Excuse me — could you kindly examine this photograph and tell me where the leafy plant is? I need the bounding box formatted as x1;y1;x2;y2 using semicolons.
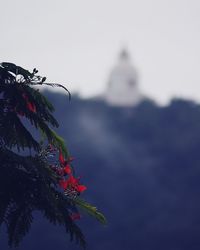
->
0;62;106;248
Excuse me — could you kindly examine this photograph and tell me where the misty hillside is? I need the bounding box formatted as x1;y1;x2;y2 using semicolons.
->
2;92;200;250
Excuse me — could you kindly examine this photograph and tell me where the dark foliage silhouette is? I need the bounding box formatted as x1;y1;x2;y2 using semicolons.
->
0;63;106;249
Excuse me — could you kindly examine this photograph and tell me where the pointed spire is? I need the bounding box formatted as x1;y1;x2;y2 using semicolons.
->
119;48;130;61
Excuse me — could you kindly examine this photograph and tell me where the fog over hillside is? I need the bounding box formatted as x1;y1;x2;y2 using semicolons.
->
2;92;200;250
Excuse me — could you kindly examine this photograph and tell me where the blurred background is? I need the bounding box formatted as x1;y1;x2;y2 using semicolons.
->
1;0;200;249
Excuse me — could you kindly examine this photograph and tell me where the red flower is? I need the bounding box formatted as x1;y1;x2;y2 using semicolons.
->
59;175;87;193
59;179;68;189
27;101;36;113
64;164;71;174
70;213;81;221
67;175;78;185
58;150;86;194
59;150;72;175
22;93;36;113
76;185;87;192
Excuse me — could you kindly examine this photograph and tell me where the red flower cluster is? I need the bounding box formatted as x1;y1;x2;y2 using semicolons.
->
58;149;87;195
22;93;36;113
49;147;87;200
14;93;36;116
59;175;87;193
58;149;72;175
47;147;86;221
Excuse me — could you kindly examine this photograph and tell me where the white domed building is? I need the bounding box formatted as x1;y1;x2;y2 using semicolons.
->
105;49;141;107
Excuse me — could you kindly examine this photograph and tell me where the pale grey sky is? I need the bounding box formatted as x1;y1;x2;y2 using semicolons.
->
1;0;200;104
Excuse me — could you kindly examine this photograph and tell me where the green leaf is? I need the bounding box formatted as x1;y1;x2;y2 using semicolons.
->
74;198;107;225
38;127;70;158
50;129;70;158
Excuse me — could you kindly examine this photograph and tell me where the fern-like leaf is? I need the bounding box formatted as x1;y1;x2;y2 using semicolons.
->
32;82;71;100
74;198;107;225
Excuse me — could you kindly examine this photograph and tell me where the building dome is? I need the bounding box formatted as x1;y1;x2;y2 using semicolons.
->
105;49;141;106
